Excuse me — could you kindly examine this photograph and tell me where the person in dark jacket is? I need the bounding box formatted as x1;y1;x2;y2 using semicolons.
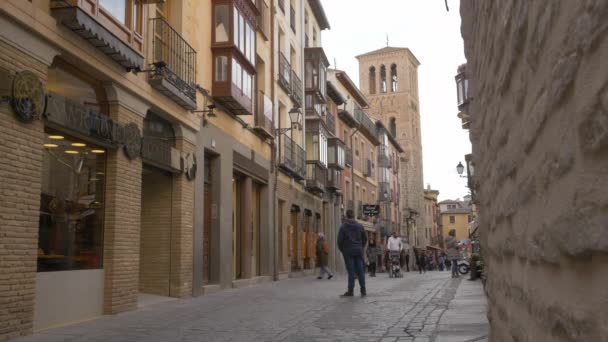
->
337;209;368;297
316;232;333;280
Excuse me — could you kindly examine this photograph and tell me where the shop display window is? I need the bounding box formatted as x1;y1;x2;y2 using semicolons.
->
38;130;106;272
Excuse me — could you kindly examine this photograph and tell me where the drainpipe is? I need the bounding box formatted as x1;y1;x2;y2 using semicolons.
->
271;0;279;282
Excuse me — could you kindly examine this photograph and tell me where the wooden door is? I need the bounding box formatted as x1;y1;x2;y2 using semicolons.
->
203;183;211;284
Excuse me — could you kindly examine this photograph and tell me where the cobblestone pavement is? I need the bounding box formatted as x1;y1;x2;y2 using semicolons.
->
18;272;488;342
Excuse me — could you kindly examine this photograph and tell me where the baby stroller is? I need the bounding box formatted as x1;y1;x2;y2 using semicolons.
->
388;251;403;278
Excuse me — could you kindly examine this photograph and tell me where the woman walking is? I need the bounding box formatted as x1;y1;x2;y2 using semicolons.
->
445;229;460;278
316;233;333;280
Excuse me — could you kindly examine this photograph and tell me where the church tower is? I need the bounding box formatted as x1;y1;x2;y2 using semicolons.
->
356;47;425;246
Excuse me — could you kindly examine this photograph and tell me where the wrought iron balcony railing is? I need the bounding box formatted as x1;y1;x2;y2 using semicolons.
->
290;70;303;107
345;147;353;167
278;134;297;175
327;168;341;191
325;111;335;135
257;0;271;40
150;17;197;110
254;91;274;138
294;142;306;181
306;162;327;193
279;52;291;93
354;106;378;141
378;146;391;168
290;4;296;33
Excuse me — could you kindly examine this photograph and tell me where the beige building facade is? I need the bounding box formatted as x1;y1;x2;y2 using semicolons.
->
356;47;424;246
460;1;608;341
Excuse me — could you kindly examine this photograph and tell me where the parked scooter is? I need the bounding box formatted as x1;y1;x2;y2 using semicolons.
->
457;259;470;275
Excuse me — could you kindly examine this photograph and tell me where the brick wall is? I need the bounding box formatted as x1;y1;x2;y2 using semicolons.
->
103;105;143;314
140;170;172;296
0;41;47;341
460;1;608;341
170;139;194;297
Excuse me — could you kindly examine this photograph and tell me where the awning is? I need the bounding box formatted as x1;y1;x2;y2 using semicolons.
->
51;6;144;70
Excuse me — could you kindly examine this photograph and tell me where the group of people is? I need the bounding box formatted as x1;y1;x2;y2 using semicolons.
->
314;210;463;296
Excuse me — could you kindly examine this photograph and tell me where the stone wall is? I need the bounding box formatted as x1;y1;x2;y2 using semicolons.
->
0;41;48;341
460;1;608;341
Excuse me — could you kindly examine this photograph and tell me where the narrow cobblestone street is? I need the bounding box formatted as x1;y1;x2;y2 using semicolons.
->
17;272;487;342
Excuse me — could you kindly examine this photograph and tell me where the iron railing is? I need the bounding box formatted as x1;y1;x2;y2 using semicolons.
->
257;0;271;40
255;91;274;138
354;106;378;140
290;4;296;32
151;17;197;102
378;182;391;202
327;168;341;190
378;146;391;168
325;112;335;135
306;162;327;193
290;70;303;107
279;53;291;93
278;134;297;174
345;147;353;167
294;142;306;180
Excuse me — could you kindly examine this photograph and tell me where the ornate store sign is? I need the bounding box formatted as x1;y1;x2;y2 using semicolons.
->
11;70;46;123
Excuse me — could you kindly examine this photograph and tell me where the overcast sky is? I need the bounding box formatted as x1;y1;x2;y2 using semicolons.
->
321;0;471;201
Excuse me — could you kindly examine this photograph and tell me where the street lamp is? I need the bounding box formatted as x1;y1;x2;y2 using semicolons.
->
456;161;466;178
276;107;303;135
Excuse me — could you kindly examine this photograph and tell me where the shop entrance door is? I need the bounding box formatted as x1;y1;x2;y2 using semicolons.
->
139;166;172;303
203;183;212;284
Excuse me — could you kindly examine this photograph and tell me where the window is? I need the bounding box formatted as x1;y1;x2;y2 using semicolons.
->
215;56;228;81
369;66;376;94
132;0;142;33
380;65;387;93
38;131;106;272
391;64;398;92
215;4;230;42
100;0;127;24
449;216;455;224
390;117;396;137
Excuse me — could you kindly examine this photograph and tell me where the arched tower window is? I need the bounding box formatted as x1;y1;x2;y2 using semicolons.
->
389;117;397;137
369;66;376;94
380;65;387;93
391;64;398;92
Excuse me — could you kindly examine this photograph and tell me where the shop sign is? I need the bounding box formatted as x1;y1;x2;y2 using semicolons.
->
0;70;46;123
362;204;380;217
44;93;142;158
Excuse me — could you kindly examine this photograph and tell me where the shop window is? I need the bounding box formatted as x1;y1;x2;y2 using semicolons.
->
38;131;106;272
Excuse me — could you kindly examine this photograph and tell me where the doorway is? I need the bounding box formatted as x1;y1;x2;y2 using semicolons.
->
140;166;173;299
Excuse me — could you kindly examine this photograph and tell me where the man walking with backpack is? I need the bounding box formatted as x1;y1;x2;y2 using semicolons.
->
337;209;368;297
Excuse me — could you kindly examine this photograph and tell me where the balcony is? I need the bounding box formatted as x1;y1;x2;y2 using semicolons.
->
254;91;274;139
345;147;353;167
338;100;359;127
306;94;325;118
50;0;144;71
304;47;329;103
378;182;391;202
364;159;372;178
257;0;271;40
306;162;327;194
327;168;341;191
290;70;303;107
149;17;197;110
328;137;345;170
279;53;291;94
354;106;380;144
325;111;336;135
290;5;296;33
378;146;391;168
278;135;306;180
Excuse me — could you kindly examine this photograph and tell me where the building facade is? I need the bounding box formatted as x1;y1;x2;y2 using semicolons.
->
0;0;206;337
438;199;472;243
356;47;425;247
460;1;608;340
423;187;440;249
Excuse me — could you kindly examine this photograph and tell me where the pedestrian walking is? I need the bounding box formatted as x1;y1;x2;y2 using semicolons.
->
366;239;380;277
438;254;445;271
415;249;427;274
403;239;411;272
316;233;333;280
445;229;460;278
337;209;367;297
